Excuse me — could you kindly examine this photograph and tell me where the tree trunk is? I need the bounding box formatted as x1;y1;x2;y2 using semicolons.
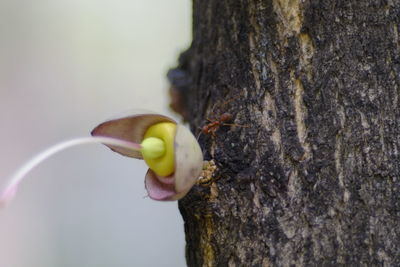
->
169;1;400;266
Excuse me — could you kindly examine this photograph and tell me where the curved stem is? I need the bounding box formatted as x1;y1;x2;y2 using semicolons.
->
0;136;142;207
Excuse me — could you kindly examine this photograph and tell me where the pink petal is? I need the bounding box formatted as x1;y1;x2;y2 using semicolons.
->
144;169;177;201
91;113;175;159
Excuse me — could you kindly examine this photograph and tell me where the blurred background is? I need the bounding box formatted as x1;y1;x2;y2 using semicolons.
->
0;1;190;266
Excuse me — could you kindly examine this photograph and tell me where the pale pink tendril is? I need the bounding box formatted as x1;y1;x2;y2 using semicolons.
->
0;136;142;207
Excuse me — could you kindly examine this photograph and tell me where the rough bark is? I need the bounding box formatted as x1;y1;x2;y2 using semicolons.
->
169;1;400;266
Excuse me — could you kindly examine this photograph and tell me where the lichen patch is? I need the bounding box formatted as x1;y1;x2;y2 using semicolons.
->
261;92;284;162
210;182;219;200
335;134;345;188
299;33;315;80
198;160;217;185
249;32;262;91
202;214;215;267
273;0;303;39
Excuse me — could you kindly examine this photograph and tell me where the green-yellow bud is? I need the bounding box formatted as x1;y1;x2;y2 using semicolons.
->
140;137;165;159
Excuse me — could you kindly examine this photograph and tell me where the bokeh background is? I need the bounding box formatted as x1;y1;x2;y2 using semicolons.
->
0;1;190;266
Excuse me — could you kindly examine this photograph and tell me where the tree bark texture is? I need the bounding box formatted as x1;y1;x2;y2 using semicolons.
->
169;1;400;266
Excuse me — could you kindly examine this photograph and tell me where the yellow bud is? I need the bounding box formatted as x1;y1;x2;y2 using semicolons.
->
142;122;176;176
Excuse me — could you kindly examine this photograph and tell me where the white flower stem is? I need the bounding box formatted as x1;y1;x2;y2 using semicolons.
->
0;136;142;207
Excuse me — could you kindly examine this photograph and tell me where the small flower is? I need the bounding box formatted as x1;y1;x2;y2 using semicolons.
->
91;112;204;201
0;111;203;206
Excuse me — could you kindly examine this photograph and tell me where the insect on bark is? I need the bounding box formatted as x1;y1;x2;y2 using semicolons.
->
198;92;248;139
201;112;234;137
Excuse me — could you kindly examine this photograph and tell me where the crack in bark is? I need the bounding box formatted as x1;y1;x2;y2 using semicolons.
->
293;76;311;161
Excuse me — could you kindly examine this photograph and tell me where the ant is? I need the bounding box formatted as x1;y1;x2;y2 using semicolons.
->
197;91;248;139
198;112;247;139
202;112;233;135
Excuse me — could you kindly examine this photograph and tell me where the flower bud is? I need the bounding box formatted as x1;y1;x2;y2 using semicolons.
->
92;112;203;201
